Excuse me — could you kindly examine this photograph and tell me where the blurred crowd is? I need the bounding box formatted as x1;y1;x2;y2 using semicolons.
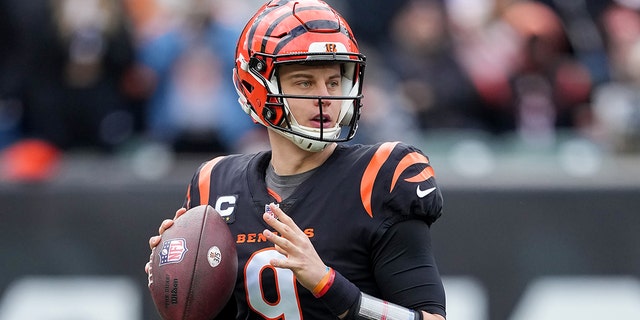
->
1;0;640;181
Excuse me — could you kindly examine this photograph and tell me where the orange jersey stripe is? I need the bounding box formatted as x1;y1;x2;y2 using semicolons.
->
267;188;283;203
360;142;399;218
390;152;433;192
198;156;225;206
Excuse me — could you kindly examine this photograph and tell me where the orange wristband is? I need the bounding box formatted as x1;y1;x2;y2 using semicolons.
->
312;267;335;298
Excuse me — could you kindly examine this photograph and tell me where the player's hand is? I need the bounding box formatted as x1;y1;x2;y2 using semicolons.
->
145;207;188;274
262;203;328;292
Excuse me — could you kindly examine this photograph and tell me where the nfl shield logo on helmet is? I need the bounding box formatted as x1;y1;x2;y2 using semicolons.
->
159;238;188;265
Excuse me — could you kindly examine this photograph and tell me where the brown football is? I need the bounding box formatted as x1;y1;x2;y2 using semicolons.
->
148;205;237;320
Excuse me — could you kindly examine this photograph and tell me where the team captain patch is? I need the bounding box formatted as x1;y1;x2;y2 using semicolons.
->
159;238;188;265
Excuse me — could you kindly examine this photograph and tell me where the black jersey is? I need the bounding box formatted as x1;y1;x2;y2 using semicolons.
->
183;142;445;319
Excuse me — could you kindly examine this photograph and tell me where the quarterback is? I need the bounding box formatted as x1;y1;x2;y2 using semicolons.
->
146;0;446;319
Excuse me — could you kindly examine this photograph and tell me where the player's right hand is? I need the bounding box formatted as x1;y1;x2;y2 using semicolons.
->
145;207;188;274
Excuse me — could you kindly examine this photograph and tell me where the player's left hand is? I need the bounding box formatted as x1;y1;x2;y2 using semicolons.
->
262;203;329;292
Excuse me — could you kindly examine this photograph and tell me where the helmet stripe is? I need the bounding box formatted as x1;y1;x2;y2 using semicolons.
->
260;5;331;53
272;20;340;54
246;2;288;55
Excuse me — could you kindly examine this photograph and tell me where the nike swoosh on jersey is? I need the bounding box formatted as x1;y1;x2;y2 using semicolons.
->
416;186;436;198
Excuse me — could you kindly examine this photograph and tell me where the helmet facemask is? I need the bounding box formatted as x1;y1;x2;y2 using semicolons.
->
265;54;363;151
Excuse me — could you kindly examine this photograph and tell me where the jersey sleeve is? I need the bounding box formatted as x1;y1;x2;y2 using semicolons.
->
371;219;446;317
360;143;446;316
377;142;443;225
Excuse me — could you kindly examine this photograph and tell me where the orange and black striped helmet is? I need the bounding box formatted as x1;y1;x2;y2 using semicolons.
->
233;0;366;152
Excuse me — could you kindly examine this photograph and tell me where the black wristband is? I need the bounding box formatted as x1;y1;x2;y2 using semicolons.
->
344;292;362;320
316;270;360;316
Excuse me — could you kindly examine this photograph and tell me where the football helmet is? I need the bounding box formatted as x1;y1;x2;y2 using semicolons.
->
233;0;366;152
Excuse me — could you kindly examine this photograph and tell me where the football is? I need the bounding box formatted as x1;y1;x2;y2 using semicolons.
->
148;205;237;320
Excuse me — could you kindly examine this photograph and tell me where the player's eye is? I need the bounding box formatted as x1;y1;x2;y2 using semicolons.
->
297;81;312;88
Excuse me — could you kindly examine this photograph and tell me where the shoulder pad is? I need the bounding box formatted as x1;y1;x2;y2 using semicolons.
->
361;142;443;224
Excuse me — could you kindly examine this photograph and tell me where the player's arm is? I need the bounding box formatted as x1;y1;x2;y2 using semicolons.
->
262;204;446;320
331;143;445;318
329;219;445;320
368;218;446;318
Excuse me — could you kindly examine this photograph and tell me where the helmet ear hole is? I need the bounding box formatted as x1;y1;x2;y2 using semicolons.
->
249;57;266;73
263;107;277;122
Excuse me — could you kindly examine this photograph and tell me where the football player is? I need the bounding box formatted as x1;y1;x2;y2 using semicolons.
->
146;0;446;319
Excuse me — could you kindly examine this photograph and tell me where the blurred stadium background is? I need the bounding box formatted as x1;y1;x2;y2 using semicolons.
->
1;0;640;319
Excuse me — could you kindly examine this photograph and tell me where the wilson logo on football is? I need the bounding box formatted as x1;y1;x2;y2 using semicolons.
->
159;238;188;265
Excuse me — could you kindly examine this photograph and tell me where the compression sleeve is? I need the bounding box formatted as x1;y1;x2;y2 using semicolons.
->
371;219;446;317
